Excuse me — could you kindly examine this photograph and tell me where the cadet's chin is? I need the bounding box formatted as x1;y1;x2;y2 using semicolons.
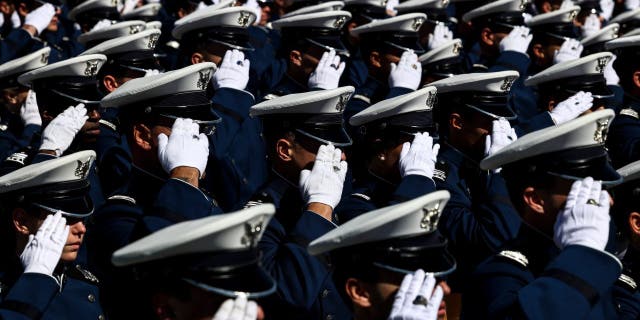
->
61;245;81;262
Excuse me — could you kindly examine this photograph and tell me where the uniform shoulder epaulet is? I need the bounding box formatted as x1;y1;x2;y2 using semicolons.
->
497;250;529;268
351;192;372;201
107;194;137;205
620;108;639;120
262;93;281;101
352;94;371;104
433;160;449;182
617;273;638;292
68;265;99;285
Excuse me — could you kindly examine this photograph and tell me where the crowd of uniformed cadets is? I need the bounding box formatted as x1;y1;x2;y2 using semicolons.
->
3;0;640;319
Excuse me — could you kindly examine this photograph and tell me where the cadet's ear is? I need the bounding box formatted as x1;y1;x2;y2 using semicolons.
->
523;186;545;214
369;51;381;68
546;98;557;112
2;89;19;105
17;3;29;17
133;123;153;151
151;292;176;320
191;52;204;65
629;212;640;236
345;278;372;308
102;75;120;93
12;208;33;236
540;1;552;13
449;113;463;131
531;43;545;61
480;27;494;47
632;71;640;90
276;138;294;162
289;50;303;67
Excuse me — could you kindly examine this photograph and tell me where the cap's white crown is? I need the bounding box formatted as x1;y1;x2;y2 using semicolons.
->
77;20;147;45
0;150;96;193
419;38;462;65
308;191;450;255
282;1;345;18
462;0;528;23
527;5;580;27
524;52;612;86
81;29;161;56
581;23;619;47
480;109;615;170
112;204;276;266
121;3;162;20
250;86;355;117
349;86;437;126
69;0;118;21
351;13;427;36
0;47;50;79
172;6;257;40
18;54;107;87
430;70;520;94
272;10;352;30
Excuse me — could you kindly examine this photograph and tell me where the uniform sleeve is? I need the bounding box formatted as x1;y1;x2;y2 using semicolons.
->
0;29;38;64
0;273;58;320
0;124;41;163
436;171;521;257
471;246;622;320
613;279;640;319
259;211;336;308
607;112;640;167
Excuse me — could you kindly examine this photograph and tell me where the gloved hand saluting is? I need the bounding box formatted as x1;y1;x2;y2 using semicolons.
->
299;144;348;209
553;38;583;64
427;23;453;51
213;49;250;91
388;269;443;320
484;118;517;158
157;118;209;178
308;49;346;90
40;104;88;157
20;90;41;126
213;296;259;320
554;177;610;252
581;13;601;38
20;211;69;277
499;26;533;55
549;91;593;125
399;132;439;179
389;51;421;90
24;3;56;36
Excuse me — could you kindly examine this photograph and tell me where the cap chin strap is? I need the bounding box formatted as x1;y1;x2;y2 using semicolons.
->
372;261;457;278
209;39;255;52
464;103;518;120
50;89;101;106
545;171;623;187
31;202;94;218
305;38;351;58
181;278;277;299
294;128;353;147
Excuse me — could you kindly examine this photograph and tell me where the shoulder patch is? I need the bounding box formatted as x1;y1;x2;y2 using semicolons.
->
351;193;372;201
433;161;449;182
618;273;638;291
620;108;639;119
497;250;529;268
4;152;28;166
107;195;137;205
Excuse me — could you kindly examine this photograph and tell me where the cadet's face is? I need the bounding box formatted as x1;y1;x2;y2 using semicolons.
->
0;1;12;15
45;6;60;32
301;46;327;78
29;213;87;262
363;270;450;320
291;137;347;173
456;111;493;158
78;109;101;145
1;87;29;114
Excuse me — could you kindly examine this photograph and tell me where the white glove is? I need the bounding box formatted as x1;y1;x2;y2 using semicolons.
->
196;1;209;11
604;54;619;85
581;13;601;38
213;49;250;91
299;144;348;209
307;50;346;90
549;91;593;124
244;0;262;25
388;269;443;320
484;118;517;157
90;19;113;32
389;51;421;90
553;177;611;251
553;39;583;64
499;26;533;54
600;0;615;21
560;0;575;9
40;104;88;156
11;11;20;28
213;296;258;320
24;3;56;35
626;0;640;10
427;24;453;51
399;132;439;179
20;211;69;276
20;90;42;126
386;0;399;16
157;118;209;178
121;0;139;14
523;12;533;24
